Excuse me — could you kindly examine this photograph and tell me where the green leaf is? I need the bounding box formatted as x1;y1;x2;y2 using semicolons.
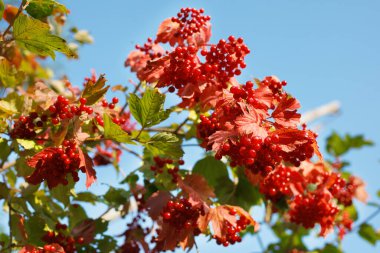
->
103;113;135;144
326;131;373;157
0;1;4;21
0;182;9;199
321;244;342;253
26;0;68;19
128;88;170;128
75;192;98;205
193;156;234;201
358;223;379;245
50;177;74;206
0;100;17;115
24;215;46;246
69;204;88;229
145;132;183;158
13;15;74;59
228;168;262;209
97;235;117;252
0;57;24;88
103;187;130;207
17;139;37;150
0;138;11;162
81;75;110;105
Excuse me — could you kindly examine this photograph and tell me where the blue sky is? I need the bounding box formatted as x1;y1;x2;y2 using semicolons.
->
5;0;380;252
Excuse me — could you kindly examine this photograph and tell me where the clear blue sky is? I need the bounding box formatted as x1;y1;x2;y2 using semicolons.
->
43;0;380;252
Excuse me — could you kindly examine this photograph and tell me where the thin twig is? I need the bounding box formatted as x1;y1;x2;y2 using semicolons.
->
174;117;189;134
352;206;380;232
256;233;265;252
0;161;16;173
1;1;26;40
120;144;143;160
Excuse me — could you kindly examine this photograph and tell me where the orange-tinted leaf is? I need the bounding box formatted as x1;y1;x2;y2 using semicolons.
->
156;18;181;45
272;96;301;128
207;130;238;154
178;174;215;204
145;191;171;220
235;102;267;137
78;148;96;188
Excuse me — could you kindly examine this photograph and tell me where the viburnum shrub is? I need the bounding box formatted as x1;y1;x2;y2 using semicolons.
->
0;2;377;253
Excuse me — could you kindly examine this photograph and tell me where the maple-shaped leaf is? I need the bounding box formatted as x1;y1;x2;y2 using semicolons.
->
207;205;257;239
145;191;171;220
186;22;212;47
26;147;56;168
178;174;215;204
156;18;181;46
272;128;322;160
156;222;196;251
235;102;267;137
137;56;168;83
252;85;274;109
78;148;97;188
207;130;238;154
81;74;110;105
272;96;301;128
72;219;96;244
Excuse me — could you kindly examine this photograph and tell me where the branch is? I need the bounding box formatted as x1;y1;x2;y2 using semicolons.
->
300;100;340;124
0;161;16;173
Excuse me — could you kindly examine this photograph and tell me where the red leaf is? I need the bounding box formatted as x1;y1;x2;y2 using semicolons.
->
156;18;181;46
207;130;238;153
78;148;97;188
26;148;57;168
178;174;215;204
252;85;274;109
235;102;267;137
137;56;169;84
207;205;257;238
145;191;172;220
156;222;195;251
272;96;301;128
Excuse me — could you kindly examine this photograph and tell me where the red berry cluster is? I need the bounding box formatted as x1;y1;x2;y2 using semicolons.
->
261;76;287;100
42;223;84;253
212;209;250;247
150;157;184;183
161;198;204;232
48;96;94;125
160;46;199;91
289;193;339;232
201;36;250;84
135;38;163;60
259;165;295;200
10;112;45;139
330;175;359;206
94;97;120;126
197;78;316;175
26;140;83;189
171;8;210;41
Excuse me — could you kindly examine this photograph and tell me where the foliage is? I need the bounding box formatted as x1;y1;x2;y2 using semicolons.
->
0;2;378;253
